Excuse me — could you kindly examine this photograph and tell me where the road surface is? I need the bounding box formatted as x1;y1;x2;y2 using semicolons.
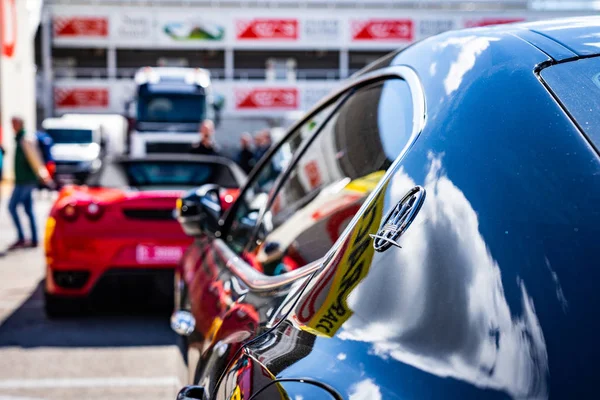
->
0;185;185;400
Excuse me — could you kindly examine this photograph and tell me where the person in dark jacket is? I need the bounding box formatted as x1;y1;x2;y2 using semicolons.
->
253;129;272;163
237;133;255;174
190;120;219;156
7;117;53;250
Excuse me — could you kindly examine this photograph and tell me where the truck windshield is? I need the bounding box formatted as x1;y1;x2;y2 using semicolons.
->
137;93;206;123
46;129;93;144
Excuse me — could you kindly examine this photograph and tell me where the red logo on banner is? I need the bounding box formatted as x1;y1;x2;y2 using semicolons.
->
236;19;298;40
54;88;109;108
352;19;413;41
235;88;298;109
464;18;524;28
0;0;17;58
53;17;109;37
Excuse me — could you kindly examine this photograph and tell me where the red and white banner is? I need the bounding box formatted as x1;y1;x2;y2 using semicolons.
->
53;16;109;37
54;88;109;108
0;0;17;58
464;17;525;28
48;5;588;49
235;87;299;110
351;19;414;41
52;80;337;115
236;18;298;40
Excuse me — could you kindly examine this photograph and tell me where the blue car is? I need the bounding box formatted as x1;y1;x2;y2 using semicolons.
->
174;17;600;399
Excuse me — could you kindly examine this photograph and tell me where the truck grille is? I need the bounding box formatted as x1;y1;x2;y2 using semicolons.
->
123;208;175;221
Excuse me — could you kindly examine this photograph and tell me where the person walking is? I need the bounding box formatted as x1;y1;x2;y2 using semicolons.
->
0;125;5;257
7;117;53;250
190;120;219;156
237;132;255;174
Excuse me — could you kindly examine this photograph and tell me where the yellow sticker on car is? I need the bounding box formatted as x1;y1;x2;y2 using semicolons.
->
345;170;386;194
300;188;385;337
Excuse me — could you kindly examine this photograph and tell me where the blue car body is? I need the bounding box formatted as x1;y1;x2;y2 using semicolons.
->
177;17;600;400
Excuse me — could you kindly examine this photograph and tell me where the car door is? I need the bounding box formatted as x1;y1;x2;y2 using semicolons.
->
176;96;345;385
202;68;425;400
175;64;424;395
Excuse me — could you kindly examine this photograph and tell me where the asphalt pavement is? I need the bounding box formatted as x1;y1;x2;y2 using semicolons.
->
0;185;185;400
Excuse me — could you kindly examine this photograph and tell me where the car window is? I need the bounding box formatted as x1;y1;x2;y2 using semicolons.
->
91;160;239;189
46;128;94;144
226;101;341;254
240;78;414;275
541;56;600;150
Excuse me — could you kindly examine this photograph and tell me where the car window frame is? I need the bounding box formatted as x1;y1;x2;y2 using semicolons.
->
214;64;426;291
243;77;415;255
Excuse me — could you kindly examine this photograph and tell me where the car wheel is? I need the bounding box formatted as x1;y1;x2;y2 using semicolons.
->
44;292;85;318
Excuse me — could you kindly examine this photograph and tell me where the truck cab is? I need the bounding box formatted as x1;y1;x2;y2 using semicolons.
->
128;67;222;157
41;118;104;185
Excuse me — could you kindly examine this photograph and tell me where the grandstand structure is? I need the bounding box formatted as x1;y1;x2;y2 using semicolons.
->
39;0;598;126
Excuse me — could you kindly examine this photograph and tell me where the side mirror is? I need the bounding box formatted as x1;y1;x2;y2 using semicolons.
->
177;184;223;237
170;310;196;336
177;386;206;400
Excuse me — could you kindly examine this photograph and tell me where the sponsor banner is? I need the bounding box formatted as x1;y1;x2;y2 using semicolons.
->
351;19;414;41
53;16;109;37
54;87;109;109
48;5;578;48
160;17;226;43
303;18;341;42
236;18;298;40
235;87;299;110
301;87;334;110
418;18;457;37
112;12;155;44
1;0;37;181
0;0;17;58
53;80;338;116
463;17;525;28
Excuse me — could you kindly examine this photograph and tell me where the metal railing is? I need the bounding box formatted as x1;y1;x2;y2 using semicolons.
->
44;0;600;10
52;67;342;81
45;0;531;10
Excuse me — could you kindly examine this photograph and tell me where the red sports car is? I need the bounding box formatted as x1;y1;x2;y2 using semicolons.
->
44;154;245;317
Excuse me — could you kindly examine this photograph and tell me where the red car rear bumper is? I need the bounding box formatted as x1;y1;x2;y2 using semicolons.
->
46;231;192;297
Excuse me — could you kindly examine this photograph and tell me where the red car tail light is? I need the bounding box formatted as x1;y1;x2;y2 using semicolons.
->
60;203;79;222
84;203;104;220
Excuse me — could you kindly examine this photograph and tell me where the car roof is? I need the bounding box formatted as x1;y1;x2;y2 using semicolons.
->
42;118;101;131
355;17;600;80
517;16;600;59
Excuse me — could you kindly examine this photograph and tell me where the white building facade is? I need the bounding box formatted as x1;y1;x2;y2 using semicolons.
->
41;0;595;121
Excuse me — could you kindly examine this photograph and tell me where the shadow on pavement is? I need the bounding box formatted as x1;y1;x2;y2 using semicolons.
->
0;280;178;348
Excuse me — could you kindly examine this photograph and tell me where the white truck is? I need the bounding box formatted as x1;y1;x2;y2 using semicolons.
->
127;67;223;157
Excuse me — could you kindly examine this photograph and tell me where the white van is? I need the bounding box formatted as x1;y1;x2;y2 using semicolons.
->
42;118;103;184
61;114;127;156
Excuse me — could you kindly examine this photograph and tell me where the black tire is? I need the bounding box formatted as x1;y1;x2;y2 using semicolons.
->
44;292;86;318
